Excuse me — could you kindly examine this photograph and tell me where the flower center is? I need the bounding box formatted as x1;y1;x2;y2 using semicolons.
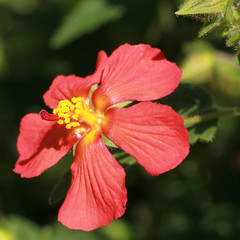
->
52;97;103;131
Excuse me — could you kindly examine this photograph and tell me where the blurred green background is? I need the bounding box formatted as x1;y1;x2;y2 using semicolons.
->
1;0;240;239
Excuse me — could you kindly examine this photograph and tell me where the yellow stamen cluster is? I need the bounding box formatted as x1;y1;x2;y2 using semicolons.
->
53;97;94;129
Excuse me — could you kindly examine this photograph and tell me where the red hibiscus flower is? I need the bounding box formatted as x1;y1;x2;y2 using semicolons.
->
14;44;189;231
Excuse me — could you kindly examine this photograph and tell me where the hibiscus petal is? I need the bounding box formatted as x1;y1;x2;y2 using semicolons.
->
92;43;182;111
14;114;78;178
58;132;127;231
103;102;189;175
44;50;108;109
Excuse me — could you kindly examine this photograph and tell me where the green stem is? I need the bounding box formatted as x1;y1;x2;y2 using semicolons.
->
184;107;240;127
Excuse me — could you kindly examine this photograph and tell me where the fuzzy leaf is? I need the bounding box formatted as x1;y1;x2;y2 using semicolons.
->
199;17;222;37
226;30;240;46
176;0;229;15
50;0;124;49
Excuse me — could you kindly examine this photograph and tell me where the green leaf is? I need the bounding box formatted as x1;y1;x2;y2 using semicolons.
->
185;111;218;144
50;0;124;49
199;17;222;37
226;29;240;46
159;84;218;144
237;52;240;66
176;0;229;15
159;84;214;118
188;121;217;144
113;151;136;166
107;100;133;109
101;133;119;148
225;1;235;22
48;170;72;205
184;107;240;144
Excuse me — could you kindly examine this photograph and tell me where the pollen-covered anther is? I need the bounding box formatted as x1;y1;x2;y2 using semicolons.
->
53;97;101;130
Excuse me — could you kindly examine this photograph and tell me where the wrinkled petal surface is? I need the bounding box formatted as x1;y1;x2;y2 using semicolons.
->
14;114;78;178
44;51;108;109
103;102;189;175
92;44;182;111
58;133;127;231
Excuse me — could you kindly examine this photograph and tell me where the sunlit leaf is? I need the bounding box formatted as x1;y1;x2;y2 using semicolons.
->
176;0;229;15
226;29;240;46
199;17;222;37
50;0;124;49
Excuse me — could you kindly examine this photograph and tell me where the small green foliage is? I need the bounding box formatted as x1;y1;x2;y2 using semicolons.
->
160;84;218;144
50;0;124;49
198;17;222;37
101;133;119;148
159;84;213;118
186;113;218;144
176;0;240;65
161;84;240;144
113;151;136;166
226;28;240;46
107;101;133;109
176;0;229;15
